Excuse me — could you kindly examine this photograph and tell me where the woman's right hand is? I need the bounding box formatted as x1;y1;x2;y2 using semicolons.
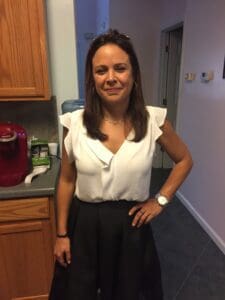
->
54;237;71;267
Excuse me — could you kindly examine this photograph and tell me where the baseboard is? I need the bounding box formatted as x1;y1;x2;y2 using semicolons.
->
176;191;225;255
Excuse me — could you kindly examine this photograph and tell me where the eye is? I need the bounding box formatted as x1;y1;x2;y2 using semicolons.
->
95;69;105;75
94;66;107;75
114;64;127;72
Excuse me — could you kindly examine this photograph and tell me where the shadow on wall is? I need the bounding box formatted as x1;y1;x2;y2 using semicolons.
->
0;97;59;143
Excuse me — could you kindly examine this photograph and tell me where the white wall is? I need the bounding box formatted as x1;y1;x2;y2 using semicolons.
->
109;0;161;105
176;0;225;253
46;0;79;145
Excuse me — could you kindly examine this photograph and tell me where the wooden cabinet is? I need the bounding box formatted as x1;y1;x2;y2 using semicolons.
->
0;197;56;300
0;0;51;101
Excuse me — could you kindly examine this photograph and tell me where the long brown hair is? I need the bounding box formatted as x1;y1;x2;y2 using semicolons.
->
83;29;148;142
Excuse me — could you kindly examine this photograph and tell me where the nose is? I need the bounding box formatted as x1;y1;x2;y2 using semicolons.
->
106;70;117;85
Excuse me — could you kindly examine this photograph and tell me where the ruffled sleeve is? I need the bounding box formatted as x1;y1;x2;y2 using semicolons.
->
59;110;84;163
59;113;74;162
59;112;72;130
146;106;167;141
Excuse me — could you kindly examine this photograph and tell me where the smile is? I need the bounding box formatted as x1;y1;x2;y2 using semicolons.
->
105;88;122;94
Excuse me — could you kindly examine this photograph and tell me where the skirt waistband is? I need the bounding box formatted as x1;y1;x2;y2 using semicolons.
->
75;196;139;208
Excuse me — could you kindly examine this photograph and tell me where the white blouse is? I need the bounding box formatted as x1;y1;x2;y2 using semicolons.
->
59;106;167;203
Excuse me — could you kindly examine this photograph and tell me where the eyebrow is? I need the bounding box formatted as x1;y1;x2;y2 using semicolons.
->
94;65;106;69
94;63;128;69
114;63;128;67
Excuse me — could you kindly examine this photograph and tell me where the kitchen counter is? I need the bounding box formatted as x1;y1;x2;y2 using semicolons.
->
0;157;60;200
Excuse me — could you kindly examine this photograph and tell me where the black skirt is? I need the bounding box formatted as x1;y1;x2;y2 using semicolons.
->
49;197;163;300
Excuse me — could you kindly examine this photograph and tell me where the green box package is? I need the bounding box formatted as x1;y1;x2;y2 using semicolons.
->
31;139;50;167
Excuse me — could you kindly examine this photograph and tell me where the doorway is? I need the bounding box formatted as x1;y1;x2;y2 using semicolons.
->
157;24;183;168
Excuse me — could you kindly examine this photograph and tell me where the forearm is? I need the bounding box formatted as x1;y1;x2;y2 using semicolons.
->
156;119;193;201
56;177;75;235
158;156;193;201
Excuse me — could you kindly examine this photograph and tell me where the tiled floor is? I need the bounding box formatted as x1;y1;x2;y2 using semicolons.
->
150;168;225;300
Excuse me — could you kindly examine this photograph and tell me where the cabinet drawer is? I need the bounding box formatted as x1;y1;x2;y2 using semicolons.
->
0;197;49;222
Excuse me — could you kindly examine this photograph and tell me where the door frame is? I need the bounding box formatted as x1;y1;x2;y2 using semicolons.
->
155;22;184;168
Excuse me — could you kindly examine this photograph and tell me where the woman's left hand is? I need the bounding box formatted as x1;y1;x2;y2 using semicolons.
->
128;198;163;228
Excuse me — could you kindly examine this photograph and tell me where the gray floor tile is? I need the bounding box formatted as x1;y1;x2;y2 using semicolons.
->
150;168;225;300
175;241;225;300
151;198;210;300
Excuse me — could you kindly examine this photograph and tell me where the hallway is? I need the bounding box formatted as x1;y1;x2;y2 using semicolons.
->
150;168;225;300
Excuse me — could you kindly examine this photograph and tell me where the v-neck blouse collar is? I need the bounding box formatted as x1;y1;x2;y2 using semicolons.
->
60;106;165;168
86;137;114;166
84;126;135;166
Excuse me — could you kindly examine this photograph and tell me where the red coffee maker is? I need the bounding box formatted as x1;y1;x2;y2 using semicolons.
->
0;123;28;187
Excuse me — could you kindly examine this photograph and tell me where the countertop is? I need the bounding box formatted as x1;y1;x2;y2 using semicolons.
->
0;157;60;200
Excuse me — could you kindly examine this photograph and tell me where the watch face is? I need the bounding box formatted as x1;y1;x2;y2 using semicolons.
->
157;195;169;206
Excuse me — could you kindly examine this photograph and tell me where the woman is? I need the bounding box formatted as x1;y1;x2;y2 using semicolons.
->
49;29;193;300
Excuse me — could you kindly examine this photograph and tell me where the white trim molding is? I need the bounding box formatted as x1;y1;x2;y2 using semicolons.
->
176;191;225;255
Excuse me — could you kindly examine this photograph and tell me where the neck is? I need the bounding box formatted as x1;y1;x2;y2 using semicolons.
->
102;102;129;122
103;116;125;125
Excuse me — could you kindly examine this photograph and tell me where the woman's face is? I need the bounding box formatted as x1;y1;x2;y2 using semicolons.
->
92;43;134;106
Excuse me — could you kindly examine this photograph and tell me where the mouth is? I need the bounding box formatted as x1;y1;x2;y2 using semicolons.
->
105;88;122;94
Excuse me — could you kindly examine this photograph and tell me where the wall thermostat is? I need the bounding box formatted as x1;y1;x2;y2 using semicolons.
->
201;71;214;82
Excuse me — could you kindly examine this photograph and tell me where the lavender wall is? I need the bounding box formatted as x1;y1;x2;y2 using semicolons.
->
74;0;97;98
176;0;225;253
160;0;187;29
109;0;161;105
109;0;225;253
96;0;109;34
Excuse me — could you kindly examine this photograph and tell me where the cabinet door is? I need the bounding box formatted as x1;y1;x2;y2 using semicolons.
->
0;220;54;300
0;0;51;101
